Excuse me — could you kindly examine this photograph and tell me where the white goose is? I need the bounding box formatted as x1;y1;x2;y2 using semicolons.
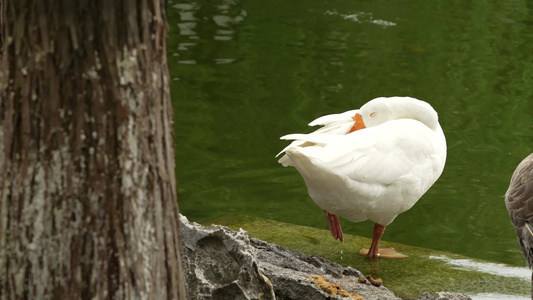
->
277;97;447;258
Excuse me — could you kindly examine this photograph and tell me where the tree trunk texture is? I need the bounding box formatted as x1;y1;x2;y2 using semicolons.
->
0;0;3;58
0;1;186;299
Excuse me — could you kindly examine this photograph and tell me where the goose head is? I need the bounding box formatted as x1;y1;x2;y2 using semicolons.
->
357;97;440;131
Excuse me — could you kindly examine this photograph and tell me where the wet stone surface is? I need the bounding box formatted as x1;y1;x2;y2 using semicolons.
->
180;215;472;300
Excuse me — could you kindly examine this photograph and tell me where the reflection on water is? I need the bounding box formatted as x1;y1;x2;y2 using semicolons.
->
430;255;531;299
171;1;246;65
169;0;533;272
326;10;397;27
430;255;530;279
472;294;530;300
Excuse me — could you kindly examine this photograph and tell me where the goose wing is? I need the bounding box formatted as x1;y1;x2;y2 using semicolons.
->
281;119;444;188
505;153;533;267
277;110;358;163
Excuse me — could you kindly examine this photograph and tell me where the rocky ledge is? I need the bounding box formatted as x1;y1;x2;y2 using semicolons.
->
180;214;471;300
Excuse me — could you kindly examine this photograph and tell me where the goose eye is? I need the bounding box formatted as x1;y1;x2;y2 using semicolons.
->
370;112;376;117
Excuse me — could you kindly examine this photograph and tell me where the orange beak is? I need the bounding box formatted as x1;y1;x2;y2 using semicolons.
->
348;113;366;133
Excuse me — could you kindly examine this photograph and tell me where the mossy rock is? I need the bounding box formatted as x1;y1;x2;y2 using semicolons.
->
207;214;530;299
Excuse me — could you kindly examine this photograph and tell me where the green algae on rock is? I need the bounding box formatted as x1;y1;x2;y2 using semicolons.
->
208;214;530;299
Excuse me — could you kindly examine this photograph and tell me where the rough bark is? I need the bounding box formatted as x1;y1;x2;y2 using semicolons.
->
0;0;3;58
0;1;186;299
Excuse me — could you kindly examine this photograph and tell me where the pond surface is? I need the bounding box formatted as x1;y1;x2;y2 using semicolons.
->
168;0;533;267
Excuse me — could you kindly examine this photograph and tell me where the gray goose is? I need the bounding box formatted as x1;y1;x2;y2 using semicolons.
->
505;153;533;298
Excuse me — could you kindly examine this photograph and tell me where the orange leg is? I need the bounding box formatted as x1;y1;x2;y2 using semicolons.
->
323;210;344;243
359;223;408;258
367;223;386;257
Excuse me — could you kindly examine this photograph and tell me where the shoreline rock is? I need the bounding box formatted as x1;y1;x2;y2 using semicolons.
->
179;214;471;300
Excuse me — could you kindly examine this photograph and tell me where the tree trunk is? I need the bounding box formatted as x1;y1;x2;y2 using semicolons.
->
0;0;3;58
0;1;186;299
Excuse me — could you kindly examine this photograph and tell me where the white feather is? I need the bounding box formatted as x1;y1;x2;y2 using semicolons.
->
277;97;447;226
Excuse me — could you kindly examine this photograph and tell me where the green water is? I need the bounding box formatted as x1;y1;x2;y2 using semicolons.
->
168;0;533;267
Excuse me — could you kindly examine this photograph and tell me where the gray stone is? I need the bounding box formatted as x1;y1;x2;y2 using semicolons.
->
251;237;399;300
180;215;276;300
179;215;473;300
